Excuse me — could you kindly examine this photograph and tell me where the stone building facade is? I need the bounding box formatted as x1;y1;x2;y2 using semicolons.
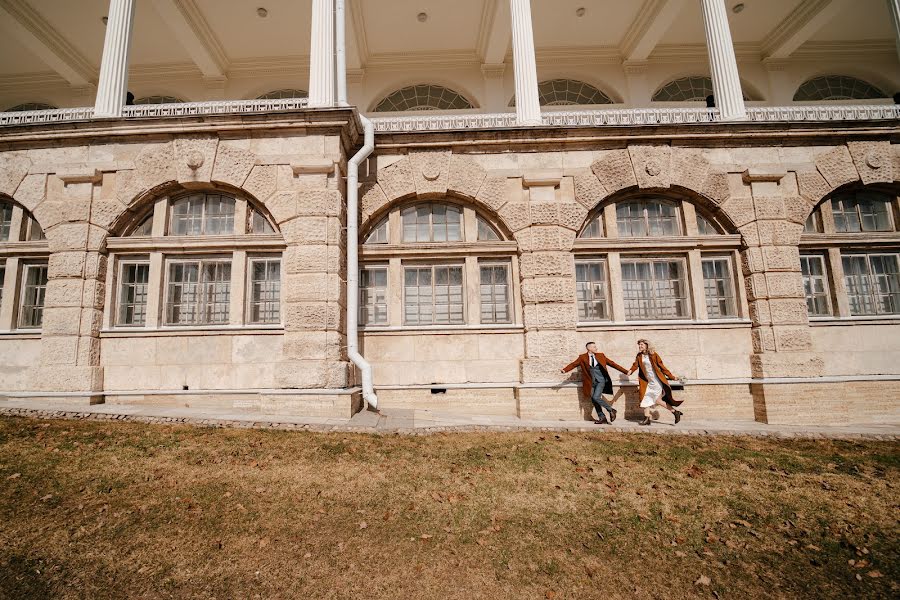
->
1;109;898;425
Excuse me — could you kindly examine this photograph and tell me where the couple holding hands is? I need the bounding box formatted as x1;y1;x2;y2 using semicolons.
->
562;339;684;426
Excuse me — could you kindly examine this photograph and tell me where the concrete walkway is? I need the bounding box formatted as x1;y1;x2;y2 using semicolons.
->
1;398;898;440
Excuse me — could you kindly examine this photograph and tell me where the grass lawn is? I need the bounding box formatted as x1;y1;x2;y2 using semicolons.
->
0;417;897;599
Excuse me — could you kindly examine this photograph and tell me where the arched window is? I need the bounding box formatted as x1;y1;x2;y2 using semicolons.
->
358;200;516;327
793;76;886;102
373;85;475;112
574;195;742;323
257;89;308;100
509;79;614;107
800;188;899;318
106;191;282;328
6;102;57;112
0;198;48;330
133;96;185;105
652;76;753;102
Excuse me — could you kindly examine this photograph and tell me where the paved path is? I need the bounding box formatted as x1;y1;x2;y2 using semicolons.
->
1;398;898;440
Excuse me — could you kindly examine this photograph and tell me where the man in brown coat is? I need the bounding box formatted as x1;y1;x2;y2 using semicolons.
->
562;342;629;424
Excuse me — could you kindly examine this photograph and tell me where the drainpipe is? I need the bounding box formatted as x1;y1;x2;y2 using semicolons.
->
346;114;377;409
335;0;348;106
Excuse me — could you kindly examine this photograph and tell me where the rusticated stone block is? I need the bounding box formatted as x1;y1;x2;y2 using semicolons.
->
670;148;711;191
47;223;89;252
773;325;813;352
783;195;815;225
274;361;328;388
39;336;79;365
40;307;82;336
13;173;46;212
847;141;893;185
86;224;109;252
30;365;103;392
815;145;858;190
448;154;486;199
283;273;341;303
81;280;105;310
750;352;823;378
572;172;607;210
521;357;571;383
558;202;588;231
523;303;577;329
753;195;786;220
0;151;30;197
90;196;129;230
475;175;509;213
738;222;760;247
298;189;342;217
283;245;341;274
629;145;672;189
360;182;389;219
281;216;330;244
244;165;278;202
263;191;299;224
529;201;559;226
764;272;805;299
174;135;218;183
283;331;332;360
768;298;808;325
520;252;573;278
745;273;767;301
84;253;107;281
44;279;84;308
48;252;86;279
720;195;755;228
591;149;636;193
499;201;531;232
525;330;578;357
34;198;91;230
750;327;776;353
325;362;349;387
741;247;765;274
212;142;256;188
796;169;830;204
515;226;575;252
409;150;451;197
756;219;803;246
79;307;103;336
521;278;575;303
748;298;771;325
378;157;416;201
283;302;341;331
134;142;177;191
762;246;800;271
699;171;730;205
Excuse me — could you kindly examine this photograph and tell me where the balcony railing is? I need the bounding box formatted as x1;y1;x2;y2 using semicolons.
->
0;100;897;130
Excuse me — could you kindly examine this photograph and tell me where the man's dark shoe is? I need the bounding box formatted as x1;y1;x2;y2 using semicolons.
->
594;418;608;425
674;410;683;424
639;418;651;426
609;409;617;423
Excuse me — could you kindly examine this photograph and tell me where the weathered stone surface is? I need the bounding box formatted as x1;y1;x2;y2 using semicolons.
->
783;195;815;225
298;189;342;217
764;272;805;299
44;279;84;308
752;195;786;220
591;149;636;193
360;182;390;219
756;220;803;246
767;298;808;325
409;150;451;197
13;173;46;212
498;201;531;232
174;135;218;183
847;141;893;185
81;280;105;310
86;224;108;251
558;202;589;231
90;196;129;230
750;352;823;378
629;145;672;189
670;148;711;191
46;223;90;252
720;196;755;228
762;246;800;271
795;169;829;205
448;154;486;199
699;171;731;205
244;165;278;203
748;299;771;325
281;216;333;244
79;307;103;336
283;302;341;331
48;252;86;279
521;357;570;383
529;201;560;226
0;152;30;197
815;146;858;190
39;336;79;365
283;273;341;303
745;273;767;301
738;222;760;247
515;226;575;252
33;199;90;230
264;191;299;224
741;247;765;274
525;330;578;357
30;365;103;392
378;157;416;201
212;142;256;188
773;325;814;352
134;143;177;192
572;172;607;210
751;327;776;353
283;245;341;274
283;332;331;360
475;175;509;213
521;278;575;303
40;307;82;336
84;253;107;281
523;303;577;329
274;361;328;388
520;252;574;278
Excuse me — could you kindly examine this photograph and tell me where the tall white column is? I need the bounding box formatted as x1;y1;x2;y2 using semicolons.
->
509;0;541;125
888;0;900;64
93;0;136;118
699;0;746;120
308;0;336;108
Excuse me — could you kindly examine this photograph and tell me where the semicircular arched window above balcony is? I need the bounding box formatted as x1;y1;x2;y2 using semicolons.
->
509;79;614;107
257;89;308;100
133;95;185;105
5;102;57;112
652;76;753;102
373;85;475;112
792;76;887;102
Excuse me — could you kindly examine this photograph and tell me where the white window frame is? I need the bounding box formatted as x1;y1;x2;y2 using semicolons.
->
700;256;737;319
359;264;389;326
831;193;895;233
800;254;832;317
402;263;466;326
116;258;151;327
169;194;236;236
620;256;691;321
616;199;682;237
163;257;233;326
17;261;48;329
401;203;464;243
841;252;900;316
575;257;611;322
246;256;282;325
479;261;512;324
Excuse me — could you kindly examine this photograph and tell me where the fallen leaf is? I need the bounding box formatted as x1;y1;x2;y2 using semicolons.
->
420;534;432;540
867;571;883;578
734;519;753;528
6;473;20;480
40;494;53;502
686;465;703;478
359;521;368;529
695;575;711;586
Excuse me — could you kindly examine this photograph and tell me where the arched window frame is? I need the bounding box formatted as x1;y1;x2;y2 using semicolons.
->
651;76;753;103
792;76;887;102
6;102;57;112
104;190;284;331
256;89;308;100
372;85;476;112
359;199;520;329
0;198;49;332
799;187;900;319
574;193;745;324
509;79;615;107
133;95;185;105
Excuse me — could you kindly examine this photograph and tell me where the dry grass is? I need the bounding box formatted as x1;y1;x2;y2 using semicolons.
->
0;417;897;600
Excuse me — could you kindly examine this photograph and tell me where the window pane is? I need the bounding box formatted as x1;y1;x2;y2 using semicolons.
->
249;258;281;324
575;259;608;321
477;216;501;241
171;194;236;236
250;209;275;234
404;265;463;325
702;258;736;318
579;214;603;239
869;254;900;315
480;264;510;324
842;255;874;315
0;203;12;241
0;261;5;306
831;193;894;233
166;260;231;325
19;263;48;328
359;266;388;325
117;262;150;326
800;255;831;316
621;258;689;320
697;215;718;235
365;218;388;244
616;200;680;237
